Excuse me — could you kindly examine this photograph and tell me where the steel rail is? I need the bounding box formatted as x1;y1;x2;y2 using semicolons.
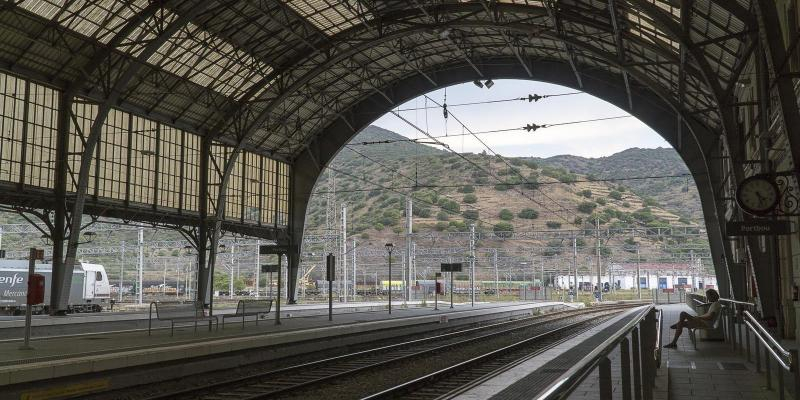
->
138;305;632;400
360;313;618;400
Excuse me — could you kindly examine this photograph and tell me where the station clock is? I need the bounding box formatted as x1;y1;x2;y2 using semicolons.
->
736;174;780;216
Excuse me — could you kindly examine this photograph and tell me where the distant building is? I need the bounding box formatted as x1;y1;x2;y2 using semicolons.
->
554;262;716;290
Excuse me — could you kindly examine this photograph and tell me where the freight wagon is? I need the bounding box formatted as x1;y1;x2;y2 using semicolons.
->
0;260;111;314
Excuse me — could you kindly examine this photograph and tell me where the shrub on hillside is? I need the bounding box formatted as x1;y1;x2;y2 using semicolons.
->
458;185;475;193
577;201;597;214
546;221;562;229
463;210;479;221
499;209;514;221
493;222;514;238
518;208;539;219
463;194;478;204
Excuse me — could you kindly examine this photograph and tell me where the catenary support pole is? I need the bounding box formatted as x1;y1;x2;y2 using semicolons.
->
596;218;602;301
470;224;475;306
341;204;347;303
406;197;413;302
255;240;260;298
138;228;143;305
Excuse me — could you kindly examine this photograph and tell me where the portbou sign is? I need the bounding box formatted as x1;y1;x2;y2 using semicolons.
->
726;220;792;236
259;245;290;255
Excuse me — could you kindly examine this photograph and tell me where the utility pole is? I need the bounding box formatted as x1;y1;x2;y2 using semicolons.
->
573;237;578;293
596;218;602;302
119;241;125;302
341;204;347;303
493;249;499;299
469;224;475;306
255;239;260;298
352;239;357;298
138;228;144;305
406;197;413;302
636;243;641;299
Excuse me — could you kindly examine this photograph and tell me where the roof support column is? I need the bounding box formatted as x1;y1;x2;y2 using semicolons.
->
196;136;212;309
49;93;71;313
287;166;301;304
53;6;207;313
754;0;800;172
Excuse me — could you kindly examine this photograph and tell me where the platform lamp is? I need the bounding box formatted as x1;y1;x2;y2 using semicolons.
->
183;245;194;300
385;243;394;314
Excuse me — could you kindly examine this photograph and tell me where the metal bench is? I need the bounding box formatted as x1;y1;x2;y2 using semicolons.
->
149;301;218;336
222;299;273;329
688;303;724;350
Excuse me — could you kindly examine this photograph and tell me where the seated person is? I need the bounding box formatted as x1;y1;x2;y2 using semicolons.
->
663;289;721;349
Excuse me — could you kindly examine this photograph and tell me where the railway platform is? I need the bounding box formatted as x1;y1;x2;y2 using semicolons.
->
456;303;792;400
0;300;437;338
0;300;568;398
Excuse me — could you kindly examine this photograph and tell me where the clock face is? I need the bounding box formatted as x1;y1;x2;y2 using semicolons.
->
736;175;780;215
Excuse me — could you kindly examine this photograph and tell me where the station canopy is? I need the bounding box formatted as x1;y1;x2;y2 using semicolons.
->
1;0;752;161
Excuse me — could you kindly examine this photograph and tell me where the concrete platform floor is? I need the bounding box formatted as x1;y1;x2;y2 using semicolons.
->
0;300;442;339
660;303;784;400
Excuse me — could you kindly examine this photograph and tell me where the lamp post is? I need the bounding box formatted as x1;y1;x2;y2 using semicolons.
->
386;243;394;314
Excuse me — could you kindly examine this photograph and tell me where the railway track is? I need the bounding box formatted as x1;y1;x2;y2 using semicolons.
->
132;304;636;400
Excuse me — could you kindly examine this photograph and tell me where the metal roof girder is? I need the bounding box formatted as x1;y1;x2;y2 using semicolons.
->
543;0;583;88
608;0;633;110
625;0;738;140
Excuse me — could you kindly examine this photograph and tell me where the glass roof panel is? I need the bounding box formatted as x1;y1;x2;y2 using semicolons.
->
19;0;150;43
283;0;369;36
147;22;273;99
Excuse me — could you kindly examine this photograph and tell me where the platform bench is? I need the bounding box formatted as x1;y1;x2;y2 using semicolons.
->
688;303;724;350
149;302;218;336
222;299;273;329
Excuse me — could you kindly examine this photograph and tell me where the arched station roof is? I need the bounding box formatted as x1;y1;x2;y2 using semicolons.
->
1;0;756;160
2;0;797;312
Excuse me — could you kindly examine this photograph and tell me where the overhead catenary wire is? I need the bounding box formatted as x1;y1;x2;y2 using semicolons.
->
346;115;632;146
420;94;575;223
391;91;583;112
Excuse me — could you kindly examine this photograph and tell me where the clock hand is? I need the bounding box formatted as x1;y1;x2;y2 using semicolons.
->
755;191;767;206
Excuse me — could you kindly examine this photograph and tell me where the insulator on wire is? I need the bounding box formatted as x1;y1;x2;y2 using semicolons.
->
528;94;544;102
524;123;544;132
442;103;448;119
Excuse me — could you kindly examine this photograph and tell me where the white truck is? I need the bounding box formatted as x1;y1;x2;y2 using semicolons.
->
0;260;111;314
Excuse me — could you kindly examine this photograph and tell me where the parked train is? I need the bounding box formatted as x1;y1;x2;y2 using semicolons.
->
0;260;111;314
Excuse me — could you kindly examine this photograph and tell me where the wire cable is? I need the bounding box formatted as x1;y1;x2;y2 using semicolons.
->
391;92;583;111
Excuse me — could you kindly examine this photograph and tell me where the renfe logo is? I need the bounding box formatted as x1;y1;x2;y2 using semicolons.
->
0;274;24;287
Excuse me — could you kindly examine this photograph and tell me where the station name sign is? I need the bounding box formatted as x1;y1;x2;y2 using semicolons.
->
261;264;280;273
440;263;463;272
259;244;293;255
726;220;792;236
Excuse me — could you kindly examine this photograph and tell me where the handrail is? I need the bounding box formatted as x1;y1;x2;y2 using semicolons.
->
719;298;756;307
655;308;663;366
744;311;790;359
535;305;654;399
744;320;792;371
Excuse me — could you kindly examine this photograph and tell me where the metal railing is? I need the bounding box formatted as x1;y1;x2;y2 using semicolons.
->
536;305;661;400
718;298;798;399
743;310;799;400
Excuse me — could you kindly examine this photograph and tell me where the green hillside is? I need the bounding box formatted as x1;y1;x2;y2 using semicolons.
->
539;148;701;220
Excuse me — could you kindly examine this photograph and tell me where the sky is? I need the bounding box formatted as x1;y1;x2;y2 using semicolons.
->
371;79;671;159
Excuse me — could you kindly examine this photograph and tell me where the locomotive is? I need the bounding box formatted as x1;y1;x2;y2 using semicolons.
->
0;260;111;314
